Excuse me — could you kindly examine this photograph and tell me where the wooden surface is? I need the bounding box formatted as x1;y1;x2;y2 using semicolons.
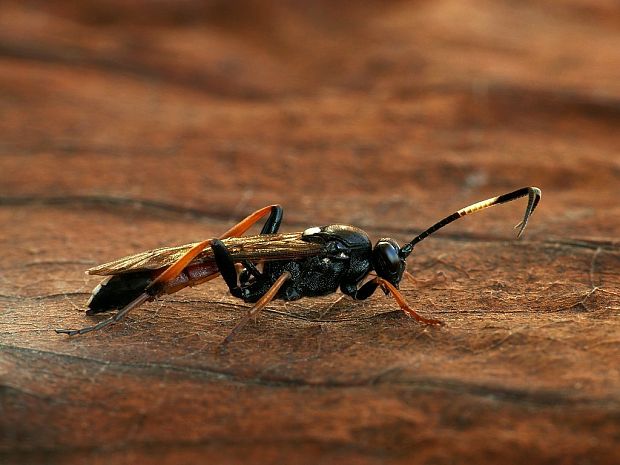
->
1;1;620;464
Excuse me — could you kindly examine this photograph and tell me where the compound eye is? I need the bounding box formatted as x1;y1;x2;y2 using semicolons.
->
373;239;404;283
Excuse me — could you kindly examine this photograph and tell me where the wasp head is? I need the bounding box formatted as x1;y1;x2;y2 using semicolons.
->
372;238;406;287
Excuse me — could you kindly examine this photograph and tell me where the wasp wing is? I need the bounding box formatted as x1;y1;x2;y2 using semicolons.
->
87;233;323;276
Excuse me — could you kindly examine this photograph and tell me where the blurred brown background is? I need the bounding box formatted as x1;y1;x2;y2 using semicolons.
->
1;1;619;464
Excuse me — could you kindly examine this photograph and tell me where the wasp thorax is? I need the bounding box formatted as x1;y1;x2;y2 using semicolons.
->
372;238;405;285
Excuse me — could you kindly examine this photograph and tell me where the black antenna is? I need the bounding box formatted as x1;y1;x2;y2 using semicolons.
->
399;187;541;259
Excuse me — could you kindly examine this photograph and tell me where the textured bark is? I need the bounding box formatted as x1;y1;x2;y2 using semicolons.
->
1;1;619;464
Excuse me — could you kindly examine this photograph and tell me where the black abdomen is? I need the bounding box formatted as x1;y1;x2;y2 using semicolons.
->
86;271;153;314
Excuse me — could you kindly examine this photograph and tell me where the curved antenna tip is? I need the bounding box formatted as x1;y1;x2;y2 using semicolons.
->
514;186;542;238
514;220;527;238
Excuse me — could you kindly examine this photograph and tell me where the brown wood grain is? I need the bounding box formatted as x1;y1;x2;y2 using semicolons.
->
1;1;619;464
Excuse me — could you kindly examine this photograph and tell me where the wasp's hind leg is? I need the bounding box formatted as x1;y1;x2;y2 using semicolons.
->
151;204;284;289
210;239;274;300
219;204;283;238
259;205;283;235
56;293;152;336
56;238;215;336
211;239;244;298
57;205;284;336
239;204;283;284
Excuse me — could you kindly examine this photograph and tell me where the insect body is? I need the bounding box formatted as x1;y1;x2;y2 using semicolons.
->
57;187;541;344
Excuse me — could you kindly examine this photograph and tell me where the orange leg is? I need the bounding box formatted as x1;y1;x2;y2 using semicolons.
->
220;271;292;347
56;293;152;336
57;205;281;336
374;277;444;326
219;205;281;239
148;204;281;289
